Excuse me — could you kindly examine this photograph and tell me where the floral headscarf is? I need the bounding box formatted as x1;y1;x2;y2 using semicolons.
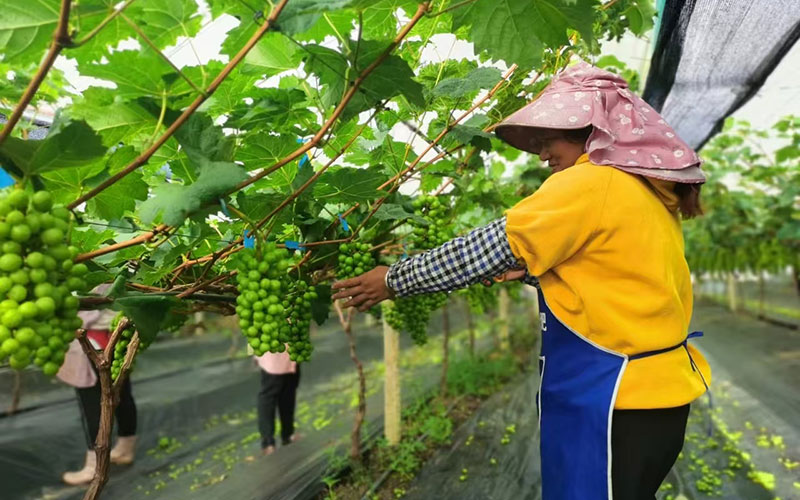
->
494;61;705;183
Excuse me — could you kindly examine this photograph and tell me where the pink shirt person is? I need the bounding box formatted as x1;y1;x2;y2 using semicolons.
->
255;349;297;375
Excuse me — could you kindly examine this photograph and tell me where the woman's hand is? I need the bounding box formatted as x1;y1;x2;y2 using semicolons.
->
480;268;528;287
332;266;395;312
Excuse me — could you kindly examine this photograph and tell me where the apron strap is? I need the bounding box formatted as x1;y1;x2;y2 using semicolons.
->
629;330;713;435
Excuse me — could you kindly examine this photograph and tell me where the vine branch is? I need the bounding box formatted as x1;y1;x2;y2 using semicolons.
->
66;0;290;209
0;0;72;146
231;1;432;193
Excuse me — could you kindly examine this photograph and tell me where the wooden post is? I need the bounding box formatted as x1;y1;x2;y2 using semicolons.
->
365;313;377;327
727;273;738;312
382;312;400;445
440;301;450;397
193;311;206;335
8;371;21;415
466;304;475;357
499;287;510;350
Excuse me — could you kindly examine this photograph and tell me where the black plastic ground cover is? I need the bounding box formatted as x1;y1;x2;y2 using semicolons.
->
403;373;541;500
402;302;800;500
0;334;238;416
0;307;478;500
643;0;800;149
666;302;800;499
0;317;393;500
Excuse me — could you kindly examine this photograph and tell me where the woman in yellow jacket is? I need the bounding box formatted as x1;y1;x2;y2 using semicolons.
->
333;61;711;500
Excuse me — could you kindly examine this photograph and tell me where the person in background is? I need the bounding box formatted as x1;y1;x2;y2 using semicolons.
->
56;284;138;486
332;61;711;500
256;348;301;455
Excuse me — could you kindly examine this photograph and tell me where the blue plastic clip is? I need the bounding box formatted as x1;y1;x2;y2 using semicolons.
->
338;213;350;233
243;230;255;249
285;240;306;251
0;168;15;188
219;198;231;217
297;138;310;168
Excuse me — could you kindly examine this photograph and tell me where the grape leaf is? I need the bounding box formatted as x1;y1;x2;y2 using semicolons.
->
70;89;158;150
86;147;149;220
0;120;106;177
139;162;249;225
623;0;656;36
111;293;179;345
279;0;360;36
313;166;383;203
448;125;494;151
293;9;355;42
128;0;202;51
0;0;106;64
242;32;302;76
372;203;428;225
452;0;597;69
42;162;106;204
303;44;350;108
304;40;424;119
432;67;502;99
79;50;176;100
70;227;116;254
226;88;315;133
173;113;236;172
237;133;299;188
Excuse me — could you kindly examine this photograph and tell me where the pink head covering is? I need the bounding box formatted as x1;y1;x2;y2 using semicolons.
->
494;61;705;183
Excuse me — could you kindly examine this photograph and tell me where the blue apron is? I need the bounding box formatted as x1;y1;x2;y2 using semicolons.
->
537;291;706;500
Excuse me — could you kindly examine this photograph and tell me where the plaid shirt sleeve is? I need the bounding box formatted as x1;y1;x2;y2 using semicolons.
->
386;217;532;297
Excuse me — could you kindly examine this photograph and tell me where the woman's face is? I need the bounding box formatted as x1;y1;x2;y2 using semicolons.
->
536;132;586;173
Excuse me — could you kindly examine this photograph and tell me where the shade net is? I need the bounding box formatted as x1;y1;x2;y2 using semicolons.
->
643;0;800;149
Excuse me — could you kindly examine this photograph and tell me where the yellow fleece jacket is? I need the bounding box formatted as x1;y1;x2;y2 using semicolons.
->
505;154;711;409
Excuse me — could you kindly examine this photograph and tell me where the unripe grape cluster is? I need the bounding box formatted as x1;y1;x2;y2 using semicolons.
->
463;284;498;315
110;318;151;382
336;242;375;280
410;195;451;250
385;292;448;345
285;278;316;361
234;243;315;362
0;189;87;375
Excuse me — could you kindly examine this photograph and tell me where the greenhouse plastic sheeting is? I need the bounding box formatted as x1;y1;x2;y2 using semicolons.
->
643;0;800;149
404;373;542;500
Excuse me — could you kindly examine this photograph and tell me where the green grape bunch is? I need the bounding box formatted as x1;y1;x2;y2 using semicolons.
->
336;242;375;280
410;195;451;250
0;189;87;375
384;292;448;345
110;316;150;382
463;284;498;315
284;278;316;362
234;242;316;362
